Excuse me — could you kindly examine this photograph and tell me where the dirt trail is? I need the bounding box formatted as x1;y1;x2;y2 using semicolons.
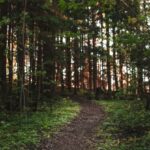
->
38;97;105;150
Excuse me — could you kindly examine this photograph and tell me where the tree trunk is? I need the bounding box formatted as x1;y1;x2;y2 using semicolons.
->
66;36;71;91
0;2;7;105
106;17;111;95
119;54;123;89
88;36;92;90
74;37;79;94
112;26;119;91
37;36;43;103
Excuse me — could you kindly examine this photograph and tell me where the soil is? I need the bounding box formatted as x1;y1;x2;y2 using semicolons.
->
38;96;105;150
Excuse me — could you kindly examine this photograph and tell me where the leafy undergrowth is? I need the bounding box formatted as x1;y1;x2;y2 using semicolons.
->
96;100;150;150
0;98;80;150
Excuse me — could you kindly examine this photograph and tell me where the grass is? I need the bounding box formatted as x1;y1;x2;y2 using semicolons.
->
0;98;80;150
96;100;150;150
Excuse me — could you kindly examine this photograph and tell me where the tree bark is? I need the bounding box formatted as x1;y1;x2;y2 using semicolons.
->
106;17;111;95
0;2;8;105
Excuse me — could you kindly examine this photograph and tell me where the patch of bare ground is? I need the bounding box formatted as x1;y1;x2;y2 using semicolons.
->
38;96;105;150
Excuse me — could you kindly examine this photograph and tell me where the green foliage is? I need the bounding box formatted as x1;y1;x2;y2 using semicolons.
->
0;17;10;26
117;33;141;45
0;98;80;150
87;0;99;6
77;89;95;100
86;92;95;100
115;89;125;99
58;0;67;11
96;100;150;150
0;0;5;4
78;89;88;96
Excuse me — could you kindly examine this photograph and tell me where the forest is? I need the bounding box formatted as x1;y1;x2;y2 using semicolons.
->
0;0;150;150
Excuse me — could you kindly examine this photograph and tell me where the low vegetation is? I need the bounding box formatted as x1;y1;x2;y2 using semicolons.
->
96;100;150;150
0;98;80;150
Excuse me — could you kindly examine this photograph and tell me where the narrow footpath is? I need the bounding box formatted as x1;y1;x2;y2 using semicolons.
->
38;97;105;150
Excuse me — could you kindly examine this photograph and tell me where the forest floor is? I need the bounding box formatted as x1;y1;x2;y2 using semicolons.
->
38;96;105;150
0;98;80;149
